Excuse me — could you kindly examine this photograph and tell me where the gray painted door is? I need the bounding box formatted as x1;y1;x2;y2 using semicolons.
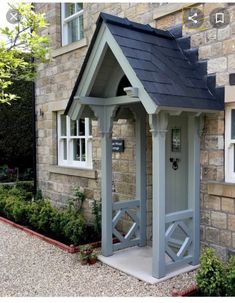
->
165;114;188;214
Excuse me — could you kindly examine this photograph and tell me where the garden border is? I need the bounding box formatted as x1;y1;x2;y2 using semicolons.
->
0;216;101;253
172;284;199;296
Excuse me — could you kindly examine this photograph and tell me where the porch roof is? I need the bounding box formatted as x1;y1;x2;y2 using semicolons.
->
65;12;224;115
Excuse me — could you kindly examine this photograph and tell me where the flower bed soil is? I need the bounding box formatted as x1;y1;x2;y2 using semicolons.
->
0;216;102;253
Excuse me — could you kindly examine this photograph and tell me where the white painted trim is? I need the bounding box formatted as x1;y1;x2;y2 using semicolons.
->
57;112;93;169
225;103;235;183
61;3;84;46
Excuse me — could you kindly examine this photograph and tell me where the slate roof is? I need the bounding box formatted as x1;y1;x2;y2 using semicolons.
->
65;13;224;115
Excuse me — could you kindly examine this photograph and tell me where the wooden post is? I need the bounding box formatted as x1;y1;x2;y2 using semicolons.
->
149;112;168;279
132;105;147;247
91;105;117;257
188;115;201;265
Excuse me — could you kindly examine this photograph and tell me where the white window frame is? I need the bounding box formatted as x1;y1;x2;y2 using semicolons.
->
61;3;84;46
57;112;92;169
225;103;235;183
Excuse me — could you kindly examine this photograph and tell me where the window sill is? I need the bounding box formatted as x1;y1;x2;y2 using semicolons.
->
52;37;88;58
208;181;235;198
48;165;97;179
153;3;197;20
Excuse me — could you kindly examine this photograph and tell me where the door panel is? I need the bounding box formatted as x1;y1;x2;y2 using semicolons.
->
166;114;188;214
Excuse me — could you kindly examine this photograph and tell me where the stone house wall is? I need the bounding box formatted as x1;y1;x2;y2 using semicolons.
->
35;2;235;258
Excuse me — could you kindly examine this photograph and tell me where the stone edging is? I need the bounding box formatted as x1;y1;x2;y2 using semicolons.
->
172;284;199;296
0;216;101;253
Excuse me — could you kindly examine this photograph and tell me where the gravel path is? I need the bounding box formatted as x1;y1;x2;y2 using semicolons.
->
0;220;197;296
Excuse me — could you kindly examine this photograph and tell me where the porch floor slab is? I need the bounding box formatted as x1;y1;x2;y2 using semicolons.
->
98;246;198;284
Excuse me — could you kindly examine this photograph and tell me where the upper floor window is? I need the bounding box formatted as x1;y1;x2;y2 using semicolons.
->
225;104;235;183
61;3;84;46
57;112;92;169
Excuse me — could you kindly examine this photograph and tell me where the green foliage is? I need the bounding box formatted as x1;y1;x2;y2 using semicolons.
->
0;185;86;245
15;181;34;200
91;200;101;238
224;256;235;296
196;248;226;296
0;80;33;170
67;187;85;212
0;3;50;103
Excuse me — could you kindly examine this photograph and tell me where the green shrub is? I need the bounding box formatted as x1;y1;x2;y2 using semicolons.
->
0;186;87;245
37;201;57;233
225;256;235;296
196;248;226;296
15;181;34;200
91;200;101;238
63;212;86;245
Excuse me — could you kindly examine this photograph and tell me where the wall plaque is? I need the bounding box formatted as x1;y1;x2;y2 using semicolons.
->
112;139;124;152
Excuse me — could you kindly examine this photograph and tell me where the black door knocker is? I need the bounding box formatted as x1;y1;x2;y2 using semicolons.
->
169;158;180;170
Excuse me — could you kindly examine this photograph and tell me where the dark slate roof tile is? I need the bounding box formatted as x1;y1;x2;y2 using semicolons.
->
66;13;224;114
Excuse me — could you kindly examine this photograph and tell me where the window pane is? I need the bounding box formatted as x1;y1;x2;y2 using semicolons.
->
234;144;235;173
65;3;75;17
68;18;79;43
62;139;67;160
79;14;84;39
79;119;85;135
75;3;83;12
70;119;77;136
73;139;86;161
232;109;235;139
81;139;86;161
73;139;80;161
60;115;67;136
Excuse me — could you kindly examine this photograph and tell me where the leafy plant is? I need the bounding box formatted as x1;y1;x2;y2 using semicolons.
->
67;187;85;213
196;248;226;296
92;200;101;238
0;3;50;104
224;255;235;296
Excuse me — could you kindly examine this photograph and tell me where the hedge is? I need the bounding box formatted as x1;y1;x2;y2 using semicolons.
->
0;186;87;246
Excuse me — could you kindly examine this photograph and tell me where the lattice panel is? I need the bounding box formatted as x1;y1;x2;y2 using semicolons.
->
165;219;193;262
112;200;140;251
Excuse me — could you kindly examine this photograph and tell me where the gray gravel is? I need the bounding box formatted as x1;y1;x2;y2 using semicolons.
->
0;220;197;296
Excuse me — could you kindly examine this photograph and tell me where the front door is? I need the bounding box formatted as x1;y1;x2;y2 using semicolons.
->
165;114;188;214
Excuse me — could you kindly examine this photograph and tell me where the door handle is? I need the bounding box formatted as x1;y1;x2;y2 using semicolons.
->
169;158;180;170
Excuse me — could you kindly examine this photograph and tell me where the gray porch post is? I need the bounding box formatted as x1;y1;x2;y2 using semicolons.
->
149;112;168;279
91;105;117;257
188;115;201;265
133;105;147;247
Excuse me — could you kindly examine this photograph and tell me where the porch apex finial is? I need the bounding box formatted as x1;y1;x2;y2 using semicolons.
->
124;87;138;98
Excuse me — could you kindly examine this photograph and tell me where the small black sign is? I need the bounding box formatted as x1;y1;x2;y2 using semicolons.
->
112;139;124;152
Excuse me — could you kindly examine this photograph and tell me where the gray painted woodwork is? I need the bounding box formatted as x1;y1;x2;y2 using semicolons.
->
130;104;147;247
90;105;118;257
165;114;188;214
112;199;141;251
65;17;203;277
165;209;194;223
187;115;200;265
149;112;168;279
